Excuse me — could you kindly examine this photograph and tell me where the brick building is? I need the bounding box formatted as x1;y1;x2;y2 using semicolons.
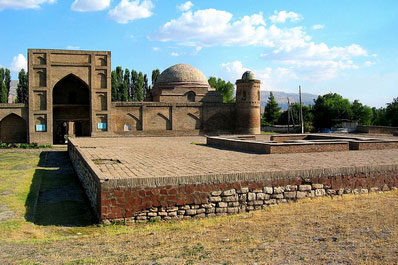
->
0;49;260;144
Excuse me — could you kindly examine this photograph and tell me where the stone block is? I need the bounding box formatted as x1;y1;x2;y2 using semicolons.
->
211;191;222;196
296;191;307;199
248;192;256;201
247;206;254;211
216;207;228;213
285;185;297;191
201;203;213;208
186;209;197;215
227;207;239;214
209;196;222;202
256;192;266;200
206;213;216;218
315;189;326;196
147;212;158;217
239;194;247;202
223;195;238;202
218;202;228;208
238;187;249;193
192;205;200;209
228;202;240;207
253;200;264;206
158;211;167;217
264;187;273;194
284;191;296;199
197;208;206;214
206;208;215;214
299;185;312;191
222;189;236;196
274;187;284;194
312;184;324;189
271;194;284;199
179;205;190;210
168;211;177;217
177;210;186;215
167;207;178;212
253;189;262;193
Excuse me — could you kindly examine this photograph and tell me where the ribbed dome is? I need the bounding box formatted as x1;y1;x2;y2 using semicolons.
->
156;64;208;84
242;71;255;80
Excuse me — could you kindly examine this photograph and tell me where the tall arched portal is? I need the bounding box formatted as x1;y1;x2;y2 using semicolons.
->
53;74;90;144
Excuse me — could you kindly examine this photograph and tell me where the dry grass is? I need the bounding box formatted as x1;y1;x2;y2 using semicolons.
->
0;151;398;264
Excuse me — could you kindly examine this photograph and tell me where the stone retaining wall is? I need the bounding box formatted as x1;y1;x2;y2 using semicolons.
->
357;125;398;134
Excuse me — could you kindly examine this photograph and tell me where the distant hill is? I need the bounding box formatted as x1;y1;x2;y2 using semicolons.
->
260;91;318;111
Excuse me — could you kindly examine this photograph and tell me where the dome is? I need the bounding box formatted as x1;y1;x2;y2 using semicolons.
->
156;64;208;84
242;71;255;80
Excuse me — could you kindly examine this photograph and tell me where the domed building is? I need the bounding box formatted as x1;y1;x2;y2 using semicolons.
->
152;64;222;103
0;49;261;144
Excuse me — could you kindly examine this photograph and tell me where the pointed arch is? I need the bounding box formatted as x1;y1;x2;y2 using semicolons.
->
0;113;27;143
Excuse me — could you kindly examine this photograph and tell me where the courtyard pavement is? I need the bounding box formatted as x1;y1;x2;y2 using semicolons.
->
71;136;398;181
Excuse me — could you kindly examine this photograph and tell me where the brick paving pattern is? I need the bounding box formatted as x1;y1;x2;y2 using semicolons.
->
72;136;398;180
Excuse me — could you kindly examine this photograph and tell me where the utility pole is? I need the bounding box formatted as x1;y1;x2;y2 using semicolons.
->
299;85;304;134
287;97;290;133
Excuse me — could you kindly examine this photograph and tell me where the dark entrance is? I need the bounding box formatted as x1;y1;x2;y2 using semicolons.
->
0;114;27;143
53;74;90;144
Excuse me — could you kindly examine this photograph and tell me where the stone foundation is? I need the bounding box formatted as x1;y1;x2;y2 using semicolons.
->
68;138;398;223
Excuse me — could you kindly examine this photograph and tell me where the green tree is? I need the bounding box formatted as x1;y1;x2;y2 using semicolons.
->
143;74;149;101
351;100;373;125
278;103;314;129
371;107;388;126
111;70;118;101
262;92;281;125
16;69;28;103
208;76;235;103
0;82;7;103
136;72;144;102
122;69;130;102
115;66;124;101
4;69;11;100
385;97;398;126
312;93;353;129
151;69;160;86
131;70;138;101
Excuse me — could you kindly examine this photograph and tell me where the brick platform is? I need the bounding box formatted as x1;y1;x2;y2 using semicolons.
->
68;136;398;223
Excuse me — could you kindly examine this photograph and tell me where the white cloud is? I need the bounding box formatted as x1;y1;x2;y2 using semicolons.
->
177;1;193;11
66;45;80;50
0;0;55;10
312;24;324;30
171;52;180;56
108;0;154;24
152;47;159;51
10;54;27;72
152;9;266;47
364;61;376;67
153;8;369;81
71;0;110;12
269;10;302;23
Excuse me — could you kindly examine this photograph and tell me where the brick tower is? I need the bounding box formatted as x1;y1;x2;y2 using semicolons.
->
235;71;261;134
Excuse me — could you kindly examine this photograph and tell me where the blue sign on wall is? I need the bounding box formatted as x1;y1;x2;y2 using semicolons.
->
97;123;107;130
35;124;46;132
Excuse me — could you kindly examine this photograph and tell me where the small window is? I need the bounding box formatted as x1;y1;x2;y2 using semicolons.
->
97;123;107;130
242;91;247;101
35;124;46;132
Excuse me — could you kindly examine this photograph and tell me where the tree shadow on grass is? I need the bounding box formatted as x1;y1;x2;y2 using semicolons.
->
25;151;97;226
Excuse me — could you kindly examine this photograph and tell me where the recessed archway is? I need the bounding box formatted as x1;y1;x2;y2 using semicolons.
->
53;74;90;144
0;114;27;143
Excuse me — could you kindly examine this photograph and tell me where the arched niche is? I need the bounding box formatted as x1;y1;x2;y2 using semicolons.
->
0;114;27;143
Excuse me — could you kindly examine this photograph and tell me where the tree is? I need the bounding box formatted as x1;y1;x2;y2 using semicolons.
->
143;74;149;101
111;70;118;101
4;69;11;101
351;100;373;125
122;69;130;102
130;70;138;101
16;69;28;103
385;97;398;126
136;72;144;102
151;69;160;86
263;92;281;125
371;107;388;126
0;83;7;103
312;93;352;129
115;66;124;101
208;76;235;103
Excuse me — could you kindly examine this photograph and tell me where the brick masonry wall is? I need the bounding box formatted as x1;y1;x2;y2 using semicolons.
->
357;125;398;134
100;172;398;223
350;141;398;150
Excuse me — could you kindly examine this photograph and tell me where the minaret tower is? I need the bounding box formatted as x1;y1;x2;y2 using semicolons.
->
235;71;261;134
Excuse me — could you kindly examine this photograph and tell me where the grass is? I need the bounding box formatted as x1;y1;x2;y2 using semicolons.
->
1;151;398;264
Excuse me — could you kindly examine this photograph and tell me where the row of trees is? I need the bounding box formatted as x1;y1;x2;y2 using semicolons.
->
111;67;160;102
263;92;398;130
0;68;11;103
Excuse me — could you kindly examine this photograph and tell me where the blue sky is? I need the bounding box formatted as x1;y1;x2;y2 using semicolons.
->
0;0;397;107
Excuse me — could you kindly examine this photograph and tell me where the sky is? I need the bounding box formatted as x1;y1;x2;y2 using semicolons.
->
0;0;397;107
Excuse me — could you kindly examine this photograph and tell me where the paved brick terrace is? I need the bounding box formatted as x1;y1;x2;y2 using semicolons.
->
71;135;398;182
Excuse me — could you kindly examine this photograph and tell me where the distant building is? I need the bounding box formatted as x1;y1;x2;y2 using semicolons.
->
0;49;260;144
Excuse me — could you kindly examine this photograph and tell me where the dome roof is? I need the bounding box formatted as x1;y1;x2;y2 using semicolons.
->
156;64;208;84
242;71;255;80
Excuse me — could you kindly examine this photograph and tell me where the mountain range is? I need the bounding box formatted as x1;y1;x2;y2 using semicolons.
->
260;91;318;111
